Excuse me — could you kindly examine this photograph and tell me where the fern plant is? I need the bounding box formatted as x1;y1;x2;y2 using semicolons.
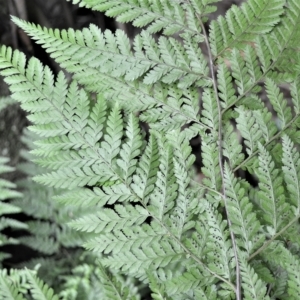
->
1;0;300;299
13;130;91;255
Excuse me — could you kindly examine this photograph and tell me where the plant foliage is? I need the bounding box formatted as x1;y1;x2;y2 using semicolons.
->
1;0;300;299
0;98;27;265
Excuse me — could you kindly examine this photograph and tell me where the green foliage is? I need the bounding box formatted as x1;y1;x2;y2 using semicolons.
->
1;0;300;299
0;268;59;300
0;98;26;265
12;131;91;255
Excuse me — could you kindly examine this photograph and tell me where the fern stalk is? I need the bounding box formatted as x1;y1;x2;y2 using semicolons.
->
195;3;242;299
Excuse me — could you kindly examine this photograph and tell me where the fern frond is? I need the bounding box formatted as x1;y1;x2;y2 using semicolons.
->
3;0;300;297
26;270;59;300
65;0;211;37
164;266;214;296
139;85;202;132
236;106;263;156
252;108;277;144
269;1;300;76
163;130;197;237
19;236;59;255
201;135;221;190
69;204;148;233
291;79;300;115
0;269;27;300
239;253;269;300
224;164;262;255
96;263;140;300
256;143;290;234
201;88;219;131
102;237;183;277
193;286;218;300
84;221;167;255
131;134;160;201
282;134;300;215
262;241;300;299
53;187;105;208
203;202;234;280
265;78;292;128
147;142;177;221
209;0;285;57
217;63;237;110
11;18;209;88
117;114;143;183
222;123;244;169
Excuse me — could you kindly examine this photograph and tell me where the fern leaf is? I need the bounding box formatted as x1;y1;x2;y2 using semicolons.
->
262;241;300;299
201;88;219;131
201;134;221;190
291;79;300;115
19;236;59;255
224;164;262;255
0;270;27;300
53;187;105;208
26;270;59;300
209;0;285;57
148;271;168;300
139;85;203;132
239;252;269;300
165;267;214;296
217;63;237;109
102;238;183;277
230;49;254;96
282;135;300;215
203;202;234;279
148;142;177;221
164;131;197;238
265;78;292;128
65;0;204;37
84;221;167;255
252;108;277;144
11;18;209;88
131;134;160;202
96;263;140;300
100;103;123;163
193;286;218;300
117;114;143;182
256;143;290;234
69;204;148;233
222;123;244;169
236;106;263;156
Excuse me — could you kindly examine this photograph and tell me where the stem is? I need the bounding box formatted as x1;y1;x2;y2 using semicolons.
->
198;15;241;300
